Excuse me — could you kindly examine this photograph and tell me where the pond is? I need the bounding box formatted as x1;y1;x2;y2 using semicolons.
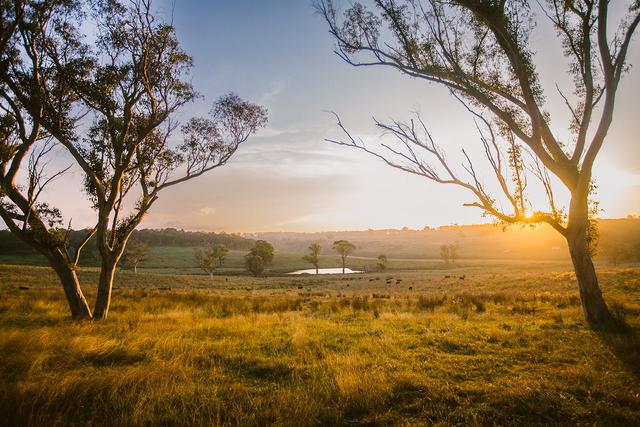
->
287;268;363;275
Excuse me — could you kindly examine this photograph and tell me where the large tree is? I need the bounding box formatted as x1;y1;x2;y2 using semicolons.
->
317;0;640;327
0;0;267;319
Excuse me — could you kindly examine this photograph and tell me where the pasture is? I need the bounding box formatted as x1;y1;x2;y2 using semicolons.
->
1;262;639;425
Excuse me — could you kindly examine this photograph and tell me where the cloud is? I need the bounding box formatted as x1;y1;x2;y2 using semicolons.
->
197;207;217;216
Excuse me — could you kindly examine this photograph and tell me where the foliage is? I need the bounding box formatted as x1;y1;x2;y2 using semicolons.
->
0;0;267;319
302;243;321;272
440;243;459;264
245;253;265;277
377;254;388;271
120;242;149;273
195;247;218;278
332;240;356;258
248;240;275;265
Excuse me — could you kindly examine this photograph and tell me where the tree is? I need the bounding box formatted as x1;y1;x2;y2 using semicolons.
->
440;245;450;264
302;242;322;274
332;240;356;274
0;0;267;319
245;240;274;276
212;243;229;267
600;244;629;266
195;247;218;280
245;254;265;277
377;254;388;271
0;0;97;319
449;243;460;264
317;0;640;327
121;242;148;274
248;240;275;265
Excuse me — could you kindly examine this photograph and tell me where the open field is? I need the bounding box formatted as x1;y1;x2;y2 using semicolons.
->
1;263;640;425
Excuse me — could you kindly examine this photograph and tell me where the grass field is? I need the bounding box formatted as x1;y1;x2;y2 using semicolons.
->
1;262;639;426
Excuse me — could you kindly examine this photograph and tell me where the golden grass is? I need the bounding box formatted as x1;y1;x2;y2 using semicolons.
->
0;264;639;425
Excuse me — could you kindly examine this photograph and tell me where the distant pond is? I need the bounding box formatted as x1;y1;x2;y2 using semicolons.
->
288;268;363;275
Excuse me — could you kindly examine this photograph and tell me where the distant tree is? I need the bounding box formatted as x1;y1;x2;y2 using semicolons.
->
600;245;630;266
212;243;229;267
121;242;149;274
245;240;274;276
245;254;265;277
377;254;388;271
332;240;356;274
440;245;450;264
248;240;275;265
302;243;321;274
195;247;218;280
316;0;640;327
449;243;460;264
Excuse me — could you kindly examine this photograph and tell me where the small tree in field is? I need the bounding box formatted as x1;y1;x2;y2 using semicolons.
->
121;242;148;274
212;243;229;267
195;247;218;280
439;245;450;264
377;254;388;271
245;240;274;276
449;243;460;264
302;242;322;274
0;0;267;319
245;254;265;277
317;0;640;327
332;240;356;274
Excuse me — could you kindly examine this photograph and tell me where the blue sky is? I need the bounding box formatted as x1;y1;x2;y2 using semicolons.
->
48;1;640;232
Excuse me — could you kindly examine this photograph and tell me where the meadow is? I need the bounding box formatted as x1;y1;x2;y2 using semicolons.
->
1;261;639;426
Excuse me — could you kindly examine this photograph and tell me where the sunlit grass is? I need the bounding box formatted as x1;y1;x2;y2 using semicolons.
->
1;265;639;425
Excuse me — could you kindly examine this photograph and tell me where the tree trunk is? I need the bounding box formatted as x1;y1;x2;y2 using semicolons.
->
46;250;92;320
316;266;318;275
210;272;213;281
567;192;615;328
94;258;117;320
342;257;345;274
134;264;137;275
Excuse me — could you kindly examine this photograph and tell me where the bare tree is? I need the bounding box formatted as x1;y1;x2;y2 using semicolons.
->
0;0;267;319
317;0;640;327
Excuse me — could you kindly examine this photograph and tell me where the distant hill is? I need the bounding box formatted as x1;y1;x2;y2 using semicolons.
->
1;218;638;264
249;218;640;261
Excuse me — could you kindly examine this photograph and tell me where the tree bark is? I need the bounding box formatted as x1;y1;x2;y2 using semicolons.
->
46;250;92;320
566;191;615;328
93;258;117;320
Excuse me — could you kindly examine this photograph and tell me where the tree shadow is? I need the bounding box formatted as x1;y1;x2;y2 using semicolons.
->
595;325;640;381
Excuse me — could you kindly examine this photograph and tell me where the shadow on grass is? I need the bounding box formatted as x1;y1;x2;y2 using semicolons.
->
595;326;640;381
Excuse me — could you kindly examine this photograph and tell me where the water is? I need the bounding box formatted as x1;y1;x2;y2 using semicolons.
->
288;268;363;275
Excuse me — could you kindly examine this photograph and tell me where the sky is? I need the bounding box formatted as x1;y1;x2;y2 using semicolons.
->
40;1;640;232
